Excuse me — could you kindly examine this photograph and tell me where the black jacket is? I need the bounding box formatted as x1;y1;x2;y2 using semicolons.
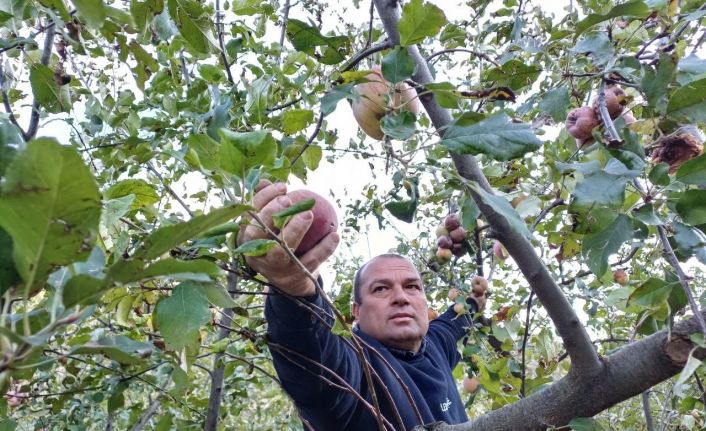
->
265;292;477;430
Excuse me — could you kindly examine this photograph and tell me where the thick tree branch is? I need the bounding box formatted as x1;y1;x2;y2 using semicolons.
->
130;396;161;431
373;0;601;374
414;310;706;430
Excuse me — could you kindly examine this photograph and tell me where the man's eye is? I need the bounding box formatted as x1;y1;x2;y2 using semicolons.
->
373;286;387;293
406;285;421;290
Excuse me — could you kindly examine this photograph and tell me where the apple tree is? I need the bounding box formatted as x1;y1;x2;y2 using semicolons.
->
0;0;706;430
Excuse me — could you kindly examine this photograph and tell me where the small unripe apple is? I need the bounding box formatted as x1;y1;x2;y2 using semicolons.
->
453;302;467;315
612;269;629;286
471;276;488;295
436;235;453;249
444;213;461;231
427;307;439;320
463;376;480;393
566;106;600;141
448;288;459;301
493;241;508;260
435;225;449;237
436;247;453;263
449;227;467;243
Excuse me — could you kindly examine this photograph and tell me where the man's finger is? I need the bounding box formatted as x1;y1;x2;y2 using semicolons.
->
253;182;287;211
241;194;292;243
298;232;340;272
280;211;314;253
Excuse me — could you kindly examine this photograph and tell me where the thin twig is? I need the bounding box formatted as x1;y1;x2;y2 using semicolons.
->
642;391;654;431
266;97;303;113
340;40;394;73
530;198;565;232
520;291;534;398
130;396;161;431
290;111;324;166
656;225;706;337
597;78;621;145
216;0;235;85
425;48;500;67
279;0;291;58
146;162;194;217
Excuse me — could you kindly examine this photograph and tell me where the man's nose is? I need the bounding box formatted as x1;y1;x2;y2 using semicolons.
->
390;285;410;305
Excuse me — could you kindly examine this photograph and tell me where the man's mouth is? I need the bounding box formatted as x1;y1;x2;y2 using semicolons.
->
390;313;414;320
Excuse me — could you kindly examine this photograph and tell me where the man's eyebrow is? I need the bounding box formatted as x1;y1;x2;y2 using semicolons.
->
367;277;422;288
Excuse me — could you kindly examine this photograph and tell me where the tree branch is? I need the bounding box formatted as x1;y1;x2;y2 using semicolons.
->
425;49;500;67
413;310;706;430
204;270;238;431
25;24;55;142
216;0;235;85
130;396;161;431
373;0;601;375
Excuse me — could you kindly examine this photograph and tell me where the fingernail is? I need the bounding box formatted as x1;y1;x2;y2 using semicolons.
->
275;182;286;192
302;211;313;220
277;196;290;205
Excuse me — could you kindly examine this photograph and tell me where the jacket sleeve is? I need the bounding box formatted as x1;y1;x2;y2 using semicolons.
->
265;291;364;427
426;297;479;368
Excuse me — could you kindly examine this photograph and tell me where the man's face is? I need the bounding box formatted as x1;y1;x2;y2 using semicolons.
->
352;256;429;352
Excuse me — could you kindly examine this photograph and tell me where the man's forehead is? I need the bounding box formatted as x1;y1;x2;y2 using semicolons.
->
360;256;420;282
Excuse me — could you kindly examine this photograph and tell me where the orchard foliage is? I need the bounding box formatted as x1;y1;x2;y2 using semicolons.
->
0;0;705;430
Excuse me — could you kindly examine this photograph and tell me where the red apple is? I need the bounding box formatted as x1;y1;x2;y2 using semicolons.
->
286;190;338;256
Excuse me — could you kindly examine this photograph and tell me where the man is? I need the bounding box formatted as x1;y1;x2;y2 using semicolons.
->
239;182;485;430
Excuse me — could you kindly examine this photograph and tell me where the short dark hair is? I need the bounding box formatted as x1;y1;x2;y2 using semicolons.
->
353;253;413;304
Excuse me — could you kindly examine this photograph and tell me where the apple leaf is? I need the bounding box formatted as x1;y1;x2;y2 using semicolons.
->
155;282;211;351
666;77;706;123
71;0;106;29
467;183;533;240
581;215;633;276
441;113;543;161
104;179;159;210
381;46;416;83
675;190;706;225
0;138;101;295
235;239;278;256
167;0;216;54
398;0;446;46
380;111;416;141
29;64;71;114
72;335;153;365
286;19;350;65
676;153;706;185
574;1;650;39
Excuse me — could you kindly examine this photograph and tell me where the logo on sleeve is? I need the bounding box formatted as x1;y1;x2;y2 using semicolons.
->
440;397;452;412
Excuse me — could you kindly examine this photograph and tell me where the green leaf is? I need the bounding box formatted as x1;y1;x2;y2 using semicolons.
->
380;111;417;141
538;87;570;122
167;0;215;54
398;0;446;46
219;129;276;176
483;59;542;90
272;198;315;229
582;215;633;276
137;205;252;261
672;221;706;265
676;153;706;185
381;46;416;83
246;75;272;121
676;190;706;225
574;1;650;39
0;228;20;295
72;335;152;364
199;282;237;308
571;33;614;65
467;183;533;240
154;282;210;351
649;163;671;186
235;239;278;256
631;204;663;226
187;133;220;171
286;19;350;65
104;179;159;210
302;145;322;171
677;54;706;85
642;53;677;113
0;139;101;294
573;170;629;208
62;274;110;308
142;258;222;280
72;0;106;29
282;109;314;134
29;64;71;114
320;83;355;116
441;113;543;161
232;0;260;15
628;278;677;309
568;417;603;431
667;77;706;123
385;199;418;223
0;0;27;24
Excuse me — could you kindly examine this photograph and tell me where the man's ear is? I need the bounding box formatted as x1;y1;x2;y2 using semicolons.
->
352;302;360;321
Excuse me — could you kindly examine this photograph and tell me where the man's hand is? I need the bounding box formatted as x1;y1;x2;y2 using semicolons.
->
237;181;340;296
